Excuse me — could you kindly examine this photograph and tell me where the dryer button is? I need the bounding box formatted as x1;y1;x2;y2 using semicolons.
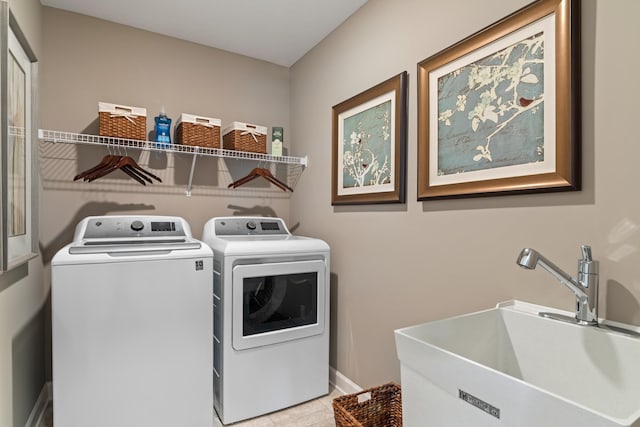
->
246;221;257;231
131;220;144;231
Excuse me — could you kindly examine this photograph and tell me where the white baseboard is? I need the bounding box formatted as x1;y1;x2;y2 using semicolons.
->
329;367;362;395
25;382;51;427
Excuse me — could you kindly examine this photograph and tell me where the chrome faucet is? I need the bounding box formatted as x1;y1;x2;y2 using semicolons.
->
516;245;599;325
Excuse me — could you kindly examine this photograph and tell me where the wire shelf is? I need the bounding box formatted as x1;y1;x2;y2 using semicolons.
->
37;129;308;166
38;129;307;196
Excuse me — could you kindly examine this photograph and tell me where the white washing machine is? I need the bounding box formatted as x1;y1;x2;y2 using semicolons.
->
201;217;330;425
52;215;213;427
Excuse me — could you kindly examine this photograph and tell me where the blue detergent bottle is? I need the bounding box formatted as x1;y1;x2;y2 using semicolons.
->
154;108;172;147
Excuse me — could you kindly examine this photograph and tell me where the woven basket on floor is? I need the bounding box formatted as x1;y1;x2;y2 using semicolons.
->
333;382;402;427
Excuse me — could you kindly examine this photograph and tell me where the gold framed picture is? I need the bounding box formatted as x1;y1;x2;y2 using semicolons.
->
332;71;407;205
417;0;580;200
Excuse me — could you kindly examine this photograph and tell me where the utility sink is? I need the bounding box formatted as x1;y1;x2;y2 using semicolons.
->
395;301;640;426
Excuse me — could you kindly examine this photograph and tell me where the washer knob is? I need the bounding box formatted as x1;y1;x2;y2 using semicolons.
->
246;221;257;231
131;220;144;231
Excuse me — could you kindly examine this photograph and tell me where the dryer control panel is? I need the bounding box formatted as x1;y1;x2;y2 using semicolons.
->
213;217;290;236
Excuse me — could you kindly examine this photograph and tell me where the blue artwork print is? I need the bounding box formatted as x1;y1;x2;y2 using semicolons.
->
437;32;544;175
342;100;392;188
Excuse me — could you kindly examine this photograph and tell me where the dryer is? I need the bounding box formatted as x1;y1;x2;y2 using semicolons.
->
52;215;213;427
201;217;330;424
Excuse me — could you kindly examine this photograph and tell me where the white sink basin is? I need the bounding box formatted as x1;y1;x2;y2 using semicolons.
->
395;300;640;426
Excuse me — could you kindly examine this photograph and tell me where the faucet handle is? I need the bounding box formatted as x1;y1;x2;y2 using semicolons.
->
579;245;598;277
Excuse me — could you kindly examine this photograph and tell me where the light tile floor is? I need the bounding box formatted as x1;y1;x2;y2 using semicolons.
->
38;386;341;427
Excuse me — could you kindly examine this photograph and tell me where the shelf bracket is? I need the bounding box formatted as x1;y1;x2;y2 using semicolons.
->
186;149;199;196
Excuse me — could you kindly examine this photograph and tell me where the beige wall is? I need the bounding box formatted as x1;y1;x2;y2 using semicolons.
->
290;0;640;388
39;7;292;256
0;1;46;426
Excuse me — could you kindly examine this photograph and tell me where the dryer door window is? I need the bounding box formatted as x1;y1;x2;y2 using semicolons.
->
242;272;318;336
232;260;326;350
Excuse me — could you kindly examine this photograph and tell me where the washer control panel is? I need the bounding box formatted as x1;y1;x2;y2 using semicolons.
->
80;216;187;240
213;217;289;236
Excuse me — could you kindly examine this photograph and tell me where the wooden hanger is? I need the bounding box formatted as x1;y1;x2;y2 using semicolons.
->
258;168;293;192
116;156;162;183
73;154;120;181
75;154;162;185
228;167;292;192
228;167;261;188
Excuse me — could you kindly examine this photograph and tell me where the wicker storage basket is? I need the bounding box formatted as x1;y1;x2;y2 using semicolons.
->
222;122;267;154
176;114;221;148
98;102;147;141
333;382;402;427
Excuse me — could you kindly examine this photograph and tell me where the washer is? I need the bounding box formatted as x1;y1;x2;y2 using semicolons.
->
201;217;330;424
52;215;213;427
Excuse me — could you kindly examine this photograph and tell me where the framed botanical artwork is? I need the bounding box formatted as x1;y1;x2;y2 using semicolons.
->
332;71;407;205
417;0;580;200
0;3;39;271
